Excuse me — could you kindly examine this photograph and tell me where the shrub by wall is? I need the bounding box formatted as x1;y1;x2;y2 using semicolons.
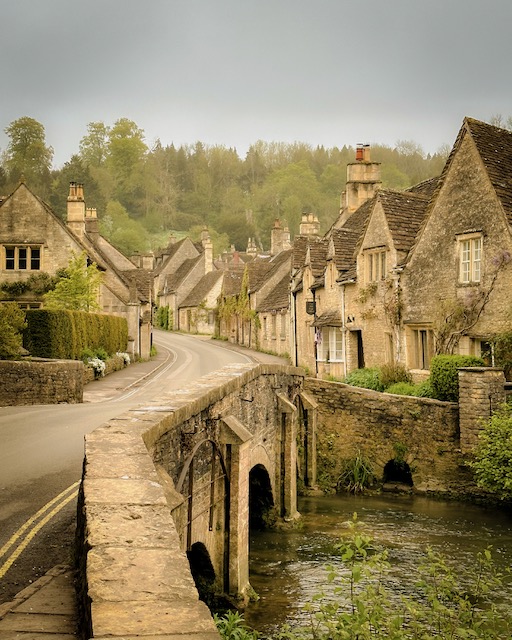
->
430;354;484;402
24;310;128;359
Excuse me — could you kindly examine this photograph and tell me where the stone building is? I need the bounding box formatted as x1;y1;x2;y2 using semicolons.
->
0;181;152;358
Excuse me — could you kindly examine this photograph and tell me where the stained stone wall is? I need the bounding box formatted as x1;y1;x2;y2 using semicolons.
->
0;359;84;406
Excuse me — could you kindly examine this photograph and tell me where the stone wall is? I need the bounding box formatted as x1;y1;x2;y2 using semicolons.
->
304;377;468;494
0;359;84;406
77;363;304;639
458;367;506;454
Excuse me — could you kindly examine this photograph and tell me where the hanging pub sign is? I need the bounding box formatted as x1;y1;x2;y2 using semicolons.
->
306;300;316;315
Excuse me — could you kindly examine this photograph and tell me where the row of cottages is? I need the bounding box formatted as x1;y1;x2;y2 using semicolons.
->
218;117;512;379
292;117;512;378
0;182;152;358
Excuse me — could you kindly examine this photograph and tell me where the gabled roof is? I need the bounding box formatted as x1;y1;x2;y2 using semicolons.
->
307;238;329;278
179;269;223;308
221;266;245;296
292;236;309;270
160;255;202;292
406;176;440;199
465;117;512;226
246;257;273;292
377;190;430;253
256;272;290;312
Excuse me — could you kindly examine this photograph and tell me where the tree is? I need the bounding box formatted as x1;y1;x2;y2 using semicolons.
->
100;201;150;255
472;403;512;499
79;121;110;167
0;302;27;359
3;117;53;195
44;251;102;311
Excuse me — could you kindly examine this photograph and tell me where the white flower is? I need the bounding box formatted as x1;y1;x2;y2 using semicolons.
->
116;351;130;365
88;357;106;377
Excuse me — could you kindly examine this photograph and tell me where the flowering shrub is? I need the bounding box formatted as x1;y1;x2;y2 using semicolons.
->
116;351;130;366
88;356;106;378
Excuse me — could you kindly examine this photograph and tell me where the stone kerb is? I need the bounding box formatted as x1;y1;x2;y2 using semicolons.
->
78;362;301;639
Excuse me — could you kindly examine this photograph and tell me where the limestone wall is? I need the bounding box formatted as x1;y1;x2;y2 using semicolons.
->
0;359;84;406
77;363;304;639
304;377;467;494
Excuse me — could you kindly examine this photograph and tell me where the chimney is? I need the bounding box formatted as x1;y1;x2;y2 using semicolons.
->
337;144;382;226
246;237;258;256
67;182;86;239
202;232;214;273
271;219;284;256
299;212;320;237
85;207;99;242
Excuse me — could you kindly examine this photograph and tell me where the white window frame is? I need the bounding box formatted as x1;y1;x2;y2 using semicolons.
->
459;235;482;284
317;327;344;362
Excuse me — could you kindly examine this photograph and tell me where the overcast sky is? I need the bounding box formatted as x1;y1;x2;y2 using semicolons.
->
2;0;511;167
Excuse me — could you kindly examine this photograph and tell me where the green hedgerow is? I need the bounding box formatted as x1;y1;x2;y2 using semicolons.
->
343;367;385;392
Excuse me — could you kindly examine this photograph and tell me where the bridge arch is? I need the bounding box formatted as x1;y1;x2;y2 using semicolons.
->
187;541;216;607
249;464;274;530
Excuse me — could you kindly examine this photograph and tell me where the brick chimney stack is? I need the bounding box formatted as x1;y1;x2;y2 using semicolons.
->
85;207;99;242
337;144;382;227
299;212;320;237
67;182;86;239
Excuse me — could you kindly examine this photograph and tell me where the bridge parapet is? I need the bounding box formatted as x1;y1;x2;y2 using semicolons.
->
77;362;311;639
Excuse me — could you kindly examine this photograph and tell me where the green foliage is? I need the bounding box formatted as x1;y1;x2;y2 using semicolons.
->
379;362;412;388
471;403;512;499
44;251;102;311
0;272;58;297
23;309;128;359
385;381;421;396
491;331;512;380
430;354;485;402
0;302;27;359
337;451;375;493
343;367;385;392
214;611;259;640
155;305;173;330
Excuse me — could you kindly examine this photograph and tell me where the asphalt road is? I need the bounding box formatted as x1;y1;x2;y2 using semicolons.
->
0;331;256;604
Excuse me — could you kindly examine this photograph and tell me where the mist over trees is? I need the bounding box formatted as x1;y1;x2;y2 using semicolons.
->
1;116;451;256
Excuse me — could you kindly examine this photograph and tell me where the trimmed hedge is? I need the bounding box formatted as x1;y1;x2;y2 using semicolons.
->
24;309;128;359
430;354;485;402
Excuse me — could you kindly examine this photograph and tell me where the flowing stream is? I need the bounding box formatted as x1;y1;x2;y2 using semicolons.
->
245;494;512;636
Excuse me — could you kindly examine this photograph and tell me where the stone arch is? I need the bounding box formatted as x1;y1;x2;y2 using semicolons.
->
383;458;414;487
249;464;275;530
186;541;216;606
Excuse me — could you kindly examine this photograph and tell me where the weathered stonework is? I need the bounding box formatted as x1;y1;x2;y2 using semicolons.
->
305;377;467;494
458;367;506;454
0;359;84;406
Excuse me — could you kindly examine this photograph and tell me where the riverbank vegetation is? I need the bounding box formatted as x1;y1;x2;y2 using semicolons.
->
216;514;511;639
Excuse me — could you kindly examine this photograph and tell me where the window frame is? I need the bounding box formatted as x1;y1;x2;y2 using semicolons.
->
2;244;42;271
365;248;387;283
407;326;434;370
317;327;344;362
458;234;482;284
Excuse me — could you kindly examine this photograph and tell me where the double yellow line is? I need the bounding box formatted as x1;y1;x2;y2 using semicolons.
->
0;482;79;579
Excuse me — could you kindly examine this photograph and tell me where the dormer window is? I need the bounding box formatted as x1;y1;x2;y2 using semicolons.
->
458;234;482;284
365;248;387;282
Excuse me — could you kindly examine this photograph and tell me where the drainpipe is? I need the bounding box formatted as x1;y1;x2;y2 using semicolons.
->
292;289;299;367
341;283;347;378
312;289;318;376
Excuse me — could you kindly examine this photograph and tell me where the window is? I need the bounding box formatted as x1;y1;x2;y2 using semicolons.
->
280;313;287;340
317;327;344;362
459;236;481;283
271;313;277;339
408;327;433;370
366;249;387;282
3;245;42;271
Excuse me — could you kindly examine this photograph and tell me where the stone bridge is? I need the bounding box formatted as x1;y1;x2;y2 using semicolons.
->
77;363;317;639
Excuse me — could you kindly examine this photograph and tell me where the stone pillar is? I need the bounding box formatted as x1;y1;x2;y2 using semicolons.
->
277;393;299;519
299;391;318;487
458;367;506;454
219;415;252;600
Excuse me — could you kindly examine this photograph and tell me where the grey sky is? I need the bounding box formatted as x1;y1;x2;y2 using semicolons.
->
2;0;511;167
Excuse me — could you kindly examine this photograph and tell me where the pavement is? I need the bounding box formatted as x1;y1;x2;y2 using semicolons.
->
0;335;289;639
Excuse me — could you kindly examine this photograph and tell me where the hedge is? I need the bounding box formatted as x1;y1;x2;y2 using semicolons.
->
23;309;128;359
430;354;485;402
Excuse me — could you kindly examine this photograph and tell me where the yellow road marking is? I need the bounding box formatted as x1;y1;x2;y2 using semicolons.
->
0;482;79;579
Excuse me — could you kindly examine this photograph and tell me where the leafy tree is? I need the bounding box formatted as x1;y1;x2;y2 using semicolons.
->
49;154;106;220
472;403;512;499
79;121;110;167
107;118;147;212
0;302;27;359
100;200;150;255
44;251;102;311
3;116;53;195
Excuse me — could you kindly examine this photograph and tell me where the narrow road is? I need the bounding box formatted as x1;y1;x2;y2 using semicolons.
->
0;331;257;604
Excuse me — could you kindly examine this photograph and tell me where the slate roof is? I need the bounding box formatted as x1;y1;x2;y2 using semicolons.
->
292;236;309;270
221;266;245;296
465;117;512;226
256;272;290;312
179;270;223;308
406;176;440;199
313;309;342;327
160;255;202;293
246;257;273;292
377;190;430;253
